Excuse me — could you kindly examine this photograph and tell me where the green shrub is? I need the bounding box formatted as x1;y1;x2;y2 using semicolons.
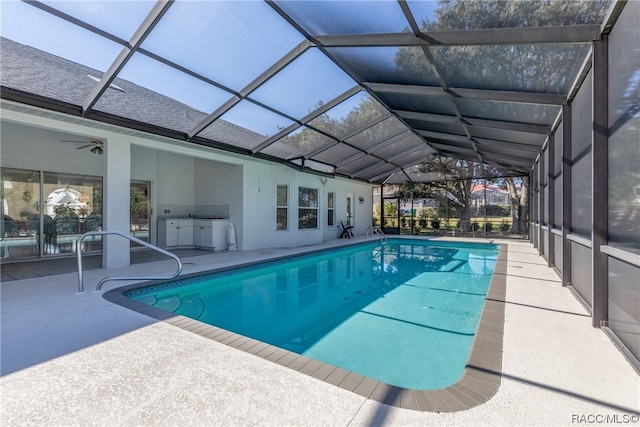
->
422;207;438;219
484;204;510;216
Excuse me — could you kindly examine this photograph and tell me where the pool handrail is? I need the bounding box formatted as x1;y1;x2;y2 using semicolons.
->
366;225;387;243
76;230;183;293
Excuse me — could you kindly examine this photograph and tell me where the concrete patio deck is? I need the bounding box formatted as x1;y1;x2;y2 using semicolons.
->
1;237;638;426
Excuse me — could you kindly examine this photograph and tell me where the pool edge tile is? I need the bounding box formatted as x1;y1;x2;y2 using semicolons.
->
337;372;365;393
274;351;299;368
324;367;350;386
285;354;312;371
399;389;419;411
422;390;452;413
298;359;324;376
352;377;379;399
369;382;403;407
413;390;435;412
442;385;478;409
310;363;337;381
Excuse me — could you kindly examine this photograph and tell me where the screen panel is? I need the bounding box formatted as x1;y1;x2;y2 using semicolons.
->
570;70;592;238
608;0;640;254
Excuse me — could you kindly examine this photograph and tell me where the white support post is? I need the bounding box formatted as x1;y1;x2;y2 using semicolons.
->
103;136;131;268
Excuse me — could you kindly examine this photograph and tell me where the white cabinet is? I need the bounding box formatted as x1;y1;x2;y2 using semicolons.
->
194;219;215;250
158;218;229;250
178;220;194;246
158;219;193;248
193;219;229;250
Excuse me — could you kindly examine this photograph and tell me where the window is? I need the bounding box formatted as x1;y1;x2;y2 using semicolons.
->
298;186;318;229
327;191;335;227
276;184;288;230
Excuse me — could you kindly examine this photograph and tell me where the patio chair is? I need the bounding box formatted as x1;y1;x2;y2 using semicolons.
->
339;221;354;239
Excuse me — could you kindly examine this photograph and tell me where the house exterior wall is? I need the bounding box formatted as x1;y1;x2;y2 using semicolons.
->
194;158;243;247
0;121;106;177
237;161;372;251
1;101;374;259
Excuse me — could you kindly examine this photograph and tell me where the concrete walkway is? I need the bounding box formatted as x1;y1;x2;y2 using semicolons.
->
1;238;638;426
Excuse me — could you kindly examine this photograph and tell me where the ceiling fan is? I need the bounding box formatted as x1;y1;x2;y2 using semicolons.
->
62;138;104;154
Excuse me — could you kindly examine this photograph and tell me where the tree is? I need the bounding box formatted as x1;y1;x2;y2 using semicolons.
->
395;0;609;124
383;201;397;220
409;1;609;74
390;0;598;232
395;157;486;230
276;95;391;157
423;0;609;30
130;186;149;220
502;176;529;233
394;158;529;233
398;0;609;120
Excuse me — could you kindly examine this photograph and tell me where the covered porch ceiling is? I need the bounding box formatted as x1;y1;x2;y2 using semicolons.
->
0;0;621;184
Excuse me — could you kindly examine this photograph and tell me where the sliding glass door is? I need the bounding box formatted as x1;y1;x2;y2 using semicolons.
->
1;168;40;258
1;167;103;259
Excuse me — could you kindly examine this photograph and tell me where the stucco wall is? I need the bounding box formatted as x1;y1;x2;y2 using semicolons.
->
1;104;375;258
0;121;105;176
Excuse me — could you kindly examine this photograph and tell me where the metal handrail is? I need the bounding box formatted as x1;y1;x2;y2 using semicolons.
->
366;225;387;243
76;230;183;293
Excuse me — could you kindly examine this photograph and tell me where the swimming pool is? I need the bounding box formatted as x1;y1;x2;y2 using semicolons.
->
121;239;500;392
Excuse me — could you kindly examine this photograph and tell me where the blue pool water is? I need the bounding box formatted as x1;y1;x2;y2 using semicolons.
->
126;239;499;389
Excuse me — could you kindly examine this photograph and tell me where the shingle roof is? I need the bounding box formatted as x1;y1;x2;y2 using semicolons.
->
1;37;265;149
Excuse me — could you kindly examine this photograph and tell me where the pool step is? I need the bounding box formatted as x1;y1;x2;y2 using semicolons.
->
153;293;205;320
155;295;181;312
177;293;205;319
136;295;158;306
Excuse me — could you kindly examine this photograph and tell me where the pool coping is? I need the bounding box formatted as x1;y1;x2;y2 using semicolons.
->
103;242;507;412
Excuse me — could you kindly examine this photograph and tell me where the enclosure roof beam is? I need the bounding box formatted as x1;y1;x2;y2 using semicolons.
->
315;25;601;47
365;82;566;105
82;1;173;114
189;39;313;139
